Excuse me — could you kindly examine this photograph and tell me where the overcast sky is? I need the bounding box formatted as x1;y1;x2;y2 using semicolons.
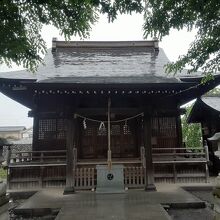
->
0;13;197;128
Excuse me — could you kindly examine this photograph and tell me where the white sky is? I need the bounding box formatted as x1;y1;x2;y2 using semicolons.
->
0;13;197;128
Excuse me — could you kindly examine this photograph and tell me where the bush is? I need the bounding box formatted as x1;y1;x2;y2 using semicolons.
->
0;168;7;180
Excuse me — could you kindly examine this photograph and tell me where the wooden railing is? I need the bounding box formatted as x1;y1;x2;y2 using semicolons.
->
124;167;145;188
141;146;209;183
7;150;67;165
153;146;209;183
75;168;96;190
7;145;210;190
152;147;208;162
75;167;146;189
139;146;209;163
7;146;209;166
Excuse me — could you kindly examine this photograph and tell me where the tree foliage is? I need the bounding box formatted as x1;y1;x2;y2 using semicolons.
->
0;0;219;73
181;106;202;149
143;0;220;75
0;0;98;71
0;137;10;146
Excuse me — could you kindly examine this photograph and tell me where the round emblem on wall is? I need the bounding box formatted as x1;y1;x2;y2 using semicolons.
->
107;173;114;181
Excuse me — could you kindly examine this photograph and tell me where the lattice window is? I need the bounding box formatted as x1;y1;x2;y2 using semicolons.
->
111;124;121;135
56;119;66;139
38;119;66;140
151;116;177;148
84;127;94;136
123;123;131;135
151;117;176;137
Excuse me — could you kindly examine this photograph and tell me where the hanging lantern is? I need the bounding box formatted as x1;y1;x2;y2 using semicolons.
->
99;121;106;132
83;118;87;130
123;120;130;134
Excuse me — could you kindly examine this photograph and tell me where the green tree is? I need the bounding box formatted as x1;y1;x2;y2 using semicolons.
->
0;138;8;146
143;0;220;75
182;106;202;149
0;0;98;71
0;0;219;73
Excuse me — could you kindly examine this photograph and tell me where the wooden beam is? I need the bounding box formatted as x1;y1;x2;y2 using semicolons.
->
32;116;39;151
6;146;11;189
39;167;44;188
28;108;142;118
76;108;142;116
143;113;156;191
173;164;177;183
64;117;76;194
32;94;39;150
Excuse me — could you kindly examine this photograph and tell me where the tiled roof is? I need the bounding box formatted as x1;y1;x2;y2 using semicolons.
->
0;40;201;83
188;96;220;123
0;126;26;132
201;96;220;112
11;137;32;145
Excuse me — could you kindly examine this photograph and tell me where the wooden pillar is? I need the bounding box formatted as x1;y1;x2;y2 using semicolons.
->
32;94;39;151
64;117;76;194
5;145;11;167
143;114;156;191
176;113;183;148
6;145;11;189
32;116;39;151
39;167;44;188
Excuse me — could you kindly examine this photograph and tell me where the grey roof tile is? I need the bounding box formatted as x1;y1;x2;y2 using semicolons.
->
0;41;201;84
0;126;26;132
201;96;220;112
11;137;32;145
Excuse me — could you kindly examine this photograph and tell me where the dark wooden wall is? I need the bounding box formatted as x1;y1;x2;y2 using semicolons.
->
31;94;182;155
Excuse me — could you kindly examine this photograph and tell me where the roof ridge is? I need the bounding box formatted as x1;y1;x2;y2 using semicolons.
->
51;38;159;51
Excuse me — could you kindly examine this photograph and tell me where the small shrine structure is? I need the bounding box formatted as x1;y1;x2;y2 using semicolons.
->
188;95;220;174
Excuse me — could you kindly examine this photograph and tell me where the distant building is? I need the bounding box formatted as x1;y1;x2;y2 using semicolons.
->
21;127;33;139
0;127;33;164
0;126;26;140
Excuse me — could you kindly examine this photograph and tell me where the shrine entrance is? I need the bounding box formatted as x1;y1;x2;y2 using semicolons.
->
79;117;141;160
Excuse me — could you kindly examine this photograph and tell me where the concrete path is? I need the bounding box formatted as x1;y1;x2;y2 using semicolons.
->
56;203;170;220
0;203;9;220
15;184;205;220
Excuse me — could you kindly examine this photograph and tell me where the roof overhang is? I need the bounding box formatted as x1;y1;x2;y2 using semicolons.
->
188;95;220;123
1;75;220;109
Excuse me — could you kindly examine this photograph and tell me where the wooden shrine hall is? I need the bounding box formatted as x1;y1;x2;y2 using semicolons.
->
188;95;220;174
0;39;219;192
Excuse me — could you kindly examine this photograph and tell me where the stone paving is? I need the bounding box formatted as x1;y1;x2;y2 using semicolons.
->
0;203;8;220
14;184;206;220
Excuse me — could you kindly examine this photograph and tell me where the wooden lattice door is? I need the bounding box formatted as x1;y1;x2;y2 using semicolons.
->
151;116;178;149
79;118;139;159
